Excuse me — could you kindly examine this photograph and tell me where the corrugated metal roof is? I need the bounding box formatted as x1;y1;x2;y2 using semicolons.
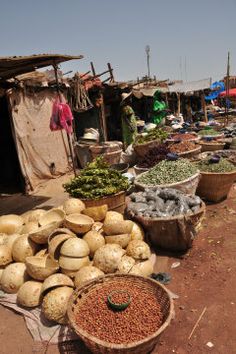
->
168;78;212;93
0;54;83;81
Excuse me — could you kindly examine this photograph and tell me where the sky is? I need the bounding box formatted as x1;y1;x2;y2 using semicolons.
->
0;0;235;82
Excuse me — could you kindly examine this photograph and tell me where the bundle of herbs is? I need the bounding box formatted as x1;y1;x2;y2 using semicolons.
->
63;157;129;199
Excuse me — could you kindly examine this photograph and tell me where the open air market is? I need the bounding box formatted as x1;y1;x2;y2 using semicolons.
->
0;1;236;354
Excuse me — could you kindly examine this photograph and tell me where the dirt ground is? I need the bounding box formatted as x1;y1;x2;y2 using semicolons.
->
0;177;236;354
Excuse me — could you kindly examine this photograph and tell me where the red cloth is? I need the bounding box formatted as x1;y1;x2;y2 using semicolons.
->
50;100;73;134
219;88;236;97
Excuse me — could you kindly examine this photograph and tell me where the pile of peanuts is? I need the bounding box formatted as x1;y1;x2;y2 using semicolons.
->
75;280;163;344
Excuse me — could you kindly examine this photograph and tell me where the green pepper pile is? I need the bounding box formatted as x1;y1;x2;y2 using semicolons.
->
198;128;219;136
135;127;169;145
63;157;129;199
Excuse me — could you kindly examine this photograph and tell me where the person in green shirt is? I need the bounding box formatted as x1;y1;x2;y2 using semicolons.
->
120;92;137;149
152;90;168;125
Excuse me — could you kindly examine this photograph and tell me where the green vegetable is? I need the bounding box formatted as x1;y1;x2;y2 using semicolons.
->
198;129;219;136
63;157;129;199
135;127;168;145
196;158;236;173
137;159;198;185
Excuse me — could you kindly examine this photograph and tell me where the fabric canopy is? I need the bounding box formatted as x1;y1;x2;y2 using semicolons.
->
219;88;236;97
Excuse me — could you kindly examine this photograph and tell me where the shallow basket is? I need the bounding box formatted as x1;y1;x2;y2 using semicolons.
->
196;170;236;202
81;191;126;213
67;274;174;354
177;145;202;158
127;202;205;251
133;139;161;158
133;165;149;176
90;149;122;165
134;172;201;195
199;142;225;152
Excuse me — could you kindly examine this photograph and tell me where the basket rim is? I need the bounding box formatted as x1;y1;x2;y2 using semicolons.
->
127;200;206;222
133;138;162;148
134;170;200;189
199;169;236;176
177;145;202;156
80;190;126;202
67;273;174;349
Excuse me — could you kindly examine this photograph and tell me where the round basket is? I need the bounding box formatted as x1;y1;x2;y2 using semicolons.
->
196;170;236;202
166;132;200;143
199;142;225;152
133;165;149;176
134;171;200;195
133;139;161;158
177;145;202;158
127;201;206;251
90;150;122;165
81;191;126;213
67;274;174;354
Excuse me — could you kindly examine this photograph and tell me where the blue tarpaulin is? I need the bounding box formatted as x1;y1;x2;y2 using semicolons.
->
205;81;225;100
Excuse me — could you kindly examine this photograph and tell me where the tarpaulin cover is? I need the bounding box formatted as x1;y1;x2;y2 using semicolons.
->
205;81;225;100
219;88;236;97
8;89;71;191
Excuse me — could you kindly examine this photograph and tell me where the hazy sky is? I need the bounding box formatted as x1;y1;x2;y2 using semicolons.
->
0;0;235;82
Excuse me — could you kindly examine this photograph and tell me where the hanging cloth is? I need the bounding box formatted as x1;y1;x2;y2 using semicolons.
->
50;99;74;134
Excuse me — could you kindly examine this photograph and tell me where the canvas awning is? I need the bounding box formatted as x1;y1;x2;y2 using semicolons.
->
0;54;83;81
219;88;236;98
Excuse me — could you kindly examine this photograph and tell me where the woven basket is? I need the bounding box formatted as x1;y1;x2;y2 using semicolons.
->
133;165;149;176
127;202;205;251
90;150;122;165
134;172;200;195
196;170;236;202
67;274;174;354
177;145;202;158
133;139;161;158
81;191;126;213
199;142;225;152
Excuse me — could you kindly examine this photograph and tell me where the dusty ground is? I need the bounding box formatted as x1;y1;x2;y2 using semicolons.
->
0;177;236;354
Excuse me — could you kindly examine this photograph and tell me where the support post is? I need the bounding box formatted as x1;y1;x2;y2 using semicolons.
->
201;91;207;122
177;93;181;116
53;63;77;176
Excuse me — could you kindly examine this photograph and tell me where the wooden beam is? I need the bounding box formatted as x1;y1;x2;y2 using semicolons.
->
177;93;181;116
201;91;207;122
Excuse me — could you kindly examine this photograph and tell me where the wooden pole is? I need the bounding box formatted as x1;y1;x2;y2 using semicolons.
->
107;63;114;82
201;91;207;122
53;63;77;176
177;93;181;116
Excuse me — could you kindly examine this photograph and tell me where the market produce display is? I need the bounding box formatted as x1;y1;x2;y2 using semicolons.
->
0;200;154;326
198;128;219;136
221;123;236;138
128;188;202;218
134;127;168;145
195;157;236;173
136;159;198;186
75;280;163;344
137;144;170;168
169;141;197;154
170;133;198;141
63;157;129;199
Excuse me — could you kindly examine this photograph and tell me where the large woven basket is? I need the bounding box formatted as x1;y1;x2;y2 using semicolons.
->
67;274;174;354
199;142;225;152
81;191;126;213
133;139;161;158
134;171;200;195
127;202;205;251
177;145;202;158
196;170;236;202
